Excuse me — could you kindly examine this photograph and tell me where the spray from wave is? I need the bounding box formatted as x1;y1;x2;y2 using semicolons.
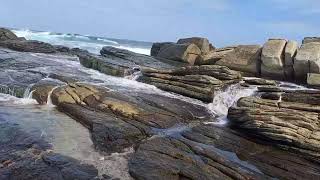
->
12;29;152;55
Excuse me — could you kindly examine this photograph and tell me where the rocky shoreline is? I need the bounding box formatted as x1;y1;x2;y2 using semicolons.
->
0;28;320;179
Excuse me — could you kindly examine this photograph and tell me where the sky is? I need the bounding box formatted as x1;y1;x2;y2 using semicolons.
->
0;0;320;46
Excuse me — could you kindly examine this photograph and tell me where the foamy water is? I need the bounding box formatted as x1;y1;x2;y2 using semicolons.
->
13;29;151;55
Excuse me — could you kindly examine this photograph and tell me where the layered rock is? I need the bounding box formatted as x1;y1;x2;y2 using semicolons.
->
216;45;261;75
260;39;287;79
228;89;320;162
129;124;320;180
294;42;320;81
138;65;241;102
150;42;175;56
50;83;212;153
0;40;57;53
307;73;320;87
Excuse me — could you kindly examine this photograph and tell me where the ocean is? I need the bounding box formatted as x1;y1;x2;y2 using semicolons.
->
12;29;152;55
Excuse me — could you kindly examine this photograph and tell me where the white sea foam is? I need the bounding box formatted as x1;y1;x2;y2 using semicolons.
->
13;29;151;55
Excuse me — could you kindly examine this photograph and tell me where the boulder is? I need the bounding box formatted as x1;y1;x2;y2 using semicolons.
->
216;45;261;75
307;73;320;87
284;40;298;80
260;39;287;79
303;37;320;44
195;46;236;65
294;42;320;82
0;28;18;41
157;43;201;65
150;42;175;56
177;37;211;54
31;79;63;104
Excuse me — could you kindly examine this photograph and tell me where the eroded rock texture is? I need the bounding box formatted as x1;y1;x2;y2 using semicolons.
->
138;65;241;102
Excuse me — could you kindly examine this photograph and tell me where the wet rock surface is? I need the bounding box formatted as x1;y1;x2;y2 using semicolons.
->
51;83;212;153
0;122;98;180
129;124;320;180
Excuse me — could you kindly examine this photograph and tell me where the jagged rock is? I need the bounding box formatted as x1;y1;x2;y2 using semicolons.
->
156;43;201;65
0;28;19;41
150;42;175;56
228;96;320;162
216;45;261;75
129;124;320;180
307;73;320;87
139;65;241;102
303;37;320;44
51;83;212;153
0;40;57;53
0;123;98;180
294;42;320;82
284;40;298;80
177;37;211;54
261;39;287;79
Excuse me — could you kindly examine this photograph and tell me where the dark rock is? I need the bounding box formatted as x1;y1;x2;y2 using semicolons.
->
150;42;175;57
244;78;277;86
0;28;19;41
0;40;57;53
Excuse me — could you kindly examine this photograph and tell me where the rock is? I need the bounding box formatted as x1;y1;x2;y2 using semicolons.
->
303;37;320;44
216;45;261;75
129;124;320;180
195;47;235;65
51;83;212;153
177;37;211;54
0;40;57;53
284;40;298;80
150;42;175;57
0;28;18;41
260;39;287;79
0;123;98;180
244;78;277;86
228;96;320;162
139;65;241;102
31;79;63;104
156;43;201;65
307;73;320;87
294;42;320;82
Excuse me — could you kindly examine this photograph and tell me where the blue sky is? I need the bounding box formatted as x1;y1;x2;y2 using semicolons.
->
1;0;319;46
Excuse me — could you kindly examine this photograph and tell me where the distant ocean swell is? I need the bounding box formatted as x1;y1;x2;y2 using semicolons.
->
12;29;152;55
